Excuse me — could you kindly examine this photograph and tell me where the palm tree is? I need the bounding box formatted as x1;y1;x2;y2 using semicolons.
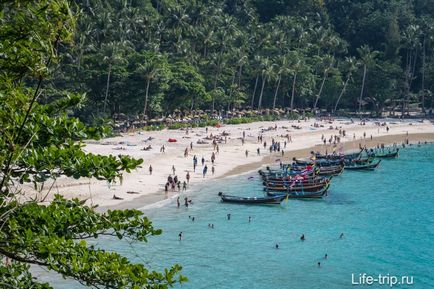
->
357;45;379;114
272;55;290;109
101;42;124;114
288;50;303;110
257;58;274;110
313;54;334;111
333;57;358;113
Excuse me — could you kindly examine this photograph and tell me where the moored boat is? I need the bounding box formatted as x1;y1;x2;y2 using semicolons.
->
374;149;399;158
264;178;330;192
266;183;330;199
218;192;285;204
344;159;381;170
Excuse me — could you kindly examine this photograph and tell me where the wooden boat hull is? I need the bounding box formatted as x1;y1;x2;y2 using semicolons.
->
267;184;330;199
263;177;331;187
375;150;399;158
264;179;330;192
345;160;381;170
261;173;319;182
318;166;344;176
218;192;284;204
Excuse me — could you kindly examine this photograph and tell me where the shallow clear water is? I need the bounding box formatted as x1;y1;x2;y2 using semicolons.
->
47;144;434;289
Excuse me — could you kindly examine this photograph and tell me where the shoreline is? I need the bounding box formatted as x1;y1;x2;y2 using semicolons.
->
218;132;434;179
21;118;434;211
101;132;434;211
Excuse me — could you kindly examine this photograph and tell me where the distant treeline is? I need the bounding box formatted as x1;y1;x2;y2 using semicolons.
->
48;0;434;122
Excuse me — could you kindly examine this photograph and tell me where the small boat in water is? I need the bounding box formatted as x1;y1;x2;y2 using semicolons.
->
374;149;399;158
264;178;331;192
218;192;285;204
344;159;381;170
266;183;330;199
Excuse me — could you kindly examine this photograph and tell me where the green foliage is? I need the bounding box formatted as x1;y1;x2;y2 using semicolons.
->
0;1;184;288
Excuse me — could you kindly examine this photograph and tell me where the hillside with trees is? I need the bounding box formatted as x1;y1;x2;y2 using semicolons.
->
47;0;434;123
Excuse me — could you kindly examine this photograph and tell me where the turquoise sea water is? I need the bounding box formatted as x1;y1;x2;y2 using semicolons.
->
47;144;434;289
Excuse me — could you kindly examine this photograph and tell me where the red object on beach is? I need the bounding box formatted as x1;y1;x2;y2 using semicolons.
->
215;123;221;128
168;138;177;143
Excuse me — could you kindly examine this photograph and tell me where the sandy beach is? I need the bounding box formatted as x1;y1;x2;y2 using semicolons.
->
23;118;434;210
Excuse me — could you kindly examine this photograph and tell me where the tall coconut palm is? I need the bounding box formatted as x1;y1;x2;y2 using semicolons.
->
313;54;334;111
257;58;274;110
356;45;379;114
333;57;358;113
139;62;158;117
101;41;124;114
288;50;304;110
273;55;290;109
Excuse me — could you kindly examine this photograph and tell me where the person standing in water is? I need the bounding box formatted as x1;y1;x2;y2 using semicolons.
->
178;232;183;241
182;181;187;191
177;197;180;208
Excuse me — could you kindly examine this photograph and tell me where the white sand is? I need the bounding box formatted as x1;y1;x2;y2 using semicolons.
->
22;118;434;209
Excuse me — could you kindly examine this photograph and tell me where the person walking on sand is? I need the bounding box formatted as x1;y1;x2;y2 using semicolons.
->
184;148;188;157
257;147;260;156
201;156;205;166
183;181;187;191
172;165;176;175
149;165;153;175
190;141;193;150
245;150;249;157
203;165;208;178
186;171;190;183
193;155;197;172
212;166;215;175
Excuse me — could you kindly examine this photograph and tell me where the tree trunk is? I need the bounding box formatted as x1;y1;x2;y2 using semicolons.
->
237;64;243;87
290;73;297;110
359;65;367;114
333;76;350;114
272;74;282;109
212;65;221;112
421;36;426;113
103;63;112;114
143;77;151;116
227;71;237;111
257;74;267;110
313;70;328;111
251;74;259;108
212;46;225;112
190;95;195;111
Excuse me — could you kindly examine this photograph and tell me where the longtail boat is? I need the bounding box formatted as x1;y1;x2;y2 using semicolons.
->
344;159;381;170
218;192;285;204
266;183;330;199
374;149;399;158
263;176;331;187
264;178;330;192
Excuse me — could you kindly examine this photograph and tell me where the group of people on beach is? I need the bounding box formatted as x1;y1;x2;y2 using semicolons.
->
165;175;187;193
